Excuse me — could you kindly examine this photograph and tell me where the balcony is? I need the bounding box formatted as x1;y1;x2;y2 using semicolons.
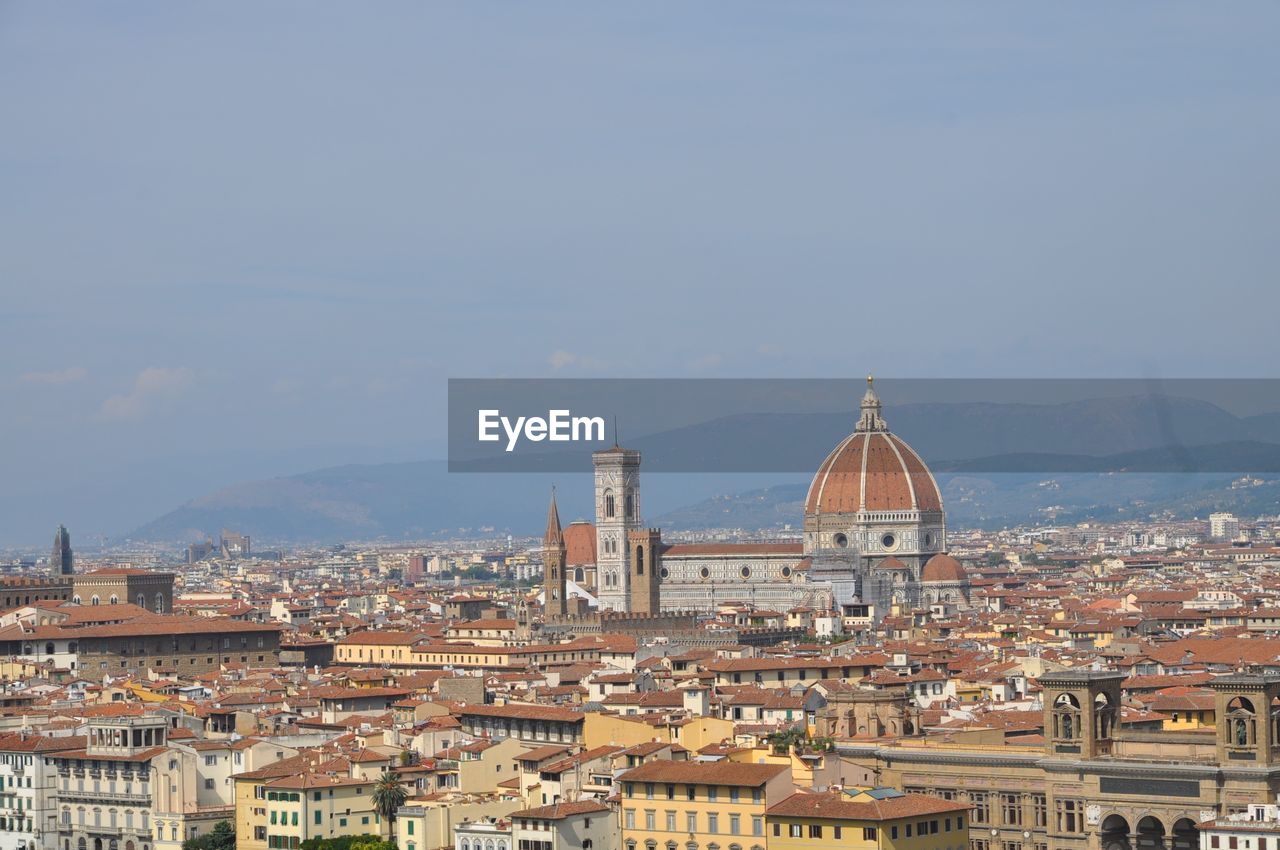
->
57;825;150;838
55;790;151;805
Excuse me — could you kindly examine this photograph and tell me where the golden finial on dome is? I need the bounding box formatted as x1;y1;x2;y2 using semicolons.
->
867;374;874;388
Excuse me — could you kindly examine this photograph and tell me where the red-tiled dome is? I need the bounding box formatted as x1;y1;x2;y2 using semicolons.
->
805;378;942;517
563;521;597;566
921;553;966;583
805;431;942;515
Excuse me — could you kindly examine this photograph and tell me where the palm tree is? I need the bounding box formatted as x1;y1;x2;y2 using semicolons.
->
371;771;408;837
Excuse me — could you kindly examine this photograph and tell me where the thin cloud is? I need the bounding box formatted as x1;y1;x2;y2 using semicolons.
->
549;350;577;370
98;367;194;421
20;367;88;385
688;353;724;371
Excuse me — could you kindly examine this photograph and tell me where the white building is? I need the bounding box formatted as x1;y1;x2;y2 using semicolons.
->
1211;512;1242;541
510;800;613;850
0;731;66;850
1199;802;1280;849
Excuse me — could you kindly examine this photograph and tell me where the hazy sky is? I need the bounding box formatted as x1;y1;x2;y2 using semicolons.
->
2;4;1279;546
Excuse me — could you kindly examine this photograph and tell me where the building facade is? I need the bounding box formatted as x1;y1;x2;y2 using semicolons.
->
551;379;969;620
833;670;1280;850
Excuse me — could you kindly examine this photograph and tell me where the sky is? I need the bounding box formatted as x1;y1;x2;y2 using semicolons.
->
2;4;1279;547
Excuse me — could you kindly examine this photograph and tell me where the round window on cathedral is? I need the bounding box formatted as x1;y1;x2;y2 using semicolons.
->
699;567;710;580
659;567;669;579
780;566;792;578
740;565;751;579
833;533;848;548
881;533;897;550
923;533;934;548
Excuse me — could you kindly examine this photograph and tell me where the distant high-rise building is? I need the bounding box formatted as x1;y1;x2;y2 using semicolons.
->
50;524;73;576
1210;512;1241;541
219;529;251;559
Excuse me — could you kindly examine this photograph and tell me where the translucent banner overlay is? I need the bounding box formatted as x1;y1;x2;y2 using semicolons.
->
448;378;1280;473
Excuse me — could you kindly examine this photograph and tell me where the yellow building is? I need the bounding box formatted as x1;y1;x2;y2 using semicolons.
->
1147;689;1216;731
617;760;793;850
333;631;430;665
262;773;383;848
766;787;971;850
235;755;315;850
583;711;735;753
233;755;383;850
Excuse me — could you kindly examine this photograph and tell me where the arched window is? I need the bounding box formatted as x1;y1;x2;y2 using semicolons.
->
625;488;635;518
604;489;615;518
91;596;100;606
1052;692;1082;741
635;546;644;575
459;840;470;850
154;593;164;613
136;594;145;607
110;596;119;605
45;642;55;656
72;596;81;605
1094;691;1116;739
1227;696;1257;748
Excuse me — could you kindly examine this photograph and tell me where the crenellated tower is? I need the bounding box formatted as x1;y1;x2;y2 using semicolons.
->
628;528;663;615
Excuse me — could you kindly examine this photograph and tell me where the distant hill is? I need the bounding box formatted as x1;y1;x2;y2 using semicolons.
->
651;473;1280;531
453;394;1280;473
129;395;1280;544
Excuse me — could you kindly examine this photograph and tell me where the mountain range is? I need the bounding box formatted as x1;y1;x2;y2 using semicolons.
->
129;395;1280;544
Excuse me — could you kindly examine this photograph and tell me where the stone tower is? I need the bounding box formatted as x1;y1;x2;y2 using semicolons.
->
1208;673;1280;765
1038;669;1124;759
628;529;663;615
51;524;73;577
542;489;567;620
593;445;642;612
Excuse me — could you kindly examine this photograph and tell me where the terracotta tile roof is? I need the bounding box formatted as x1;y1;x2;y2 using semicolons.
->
457;703;583;723
618;759;788;787
767;789;971;821
510;800;610;819
662;543;804;557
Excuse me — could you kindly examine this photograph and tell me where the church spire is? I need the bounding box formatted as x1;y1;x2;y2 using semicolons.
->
856;374;888;432
544;487;564;546
543;487;567;619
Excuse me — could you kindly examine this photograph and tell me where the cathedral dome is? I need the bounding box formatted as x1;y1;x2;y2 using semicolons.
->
563;521;597;566
805;378;942;517
921;553;966;583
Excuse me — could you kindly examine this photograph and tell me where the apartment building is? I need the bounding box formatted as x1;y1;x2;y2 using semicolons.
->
766;787;971;850
616;760;792;850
